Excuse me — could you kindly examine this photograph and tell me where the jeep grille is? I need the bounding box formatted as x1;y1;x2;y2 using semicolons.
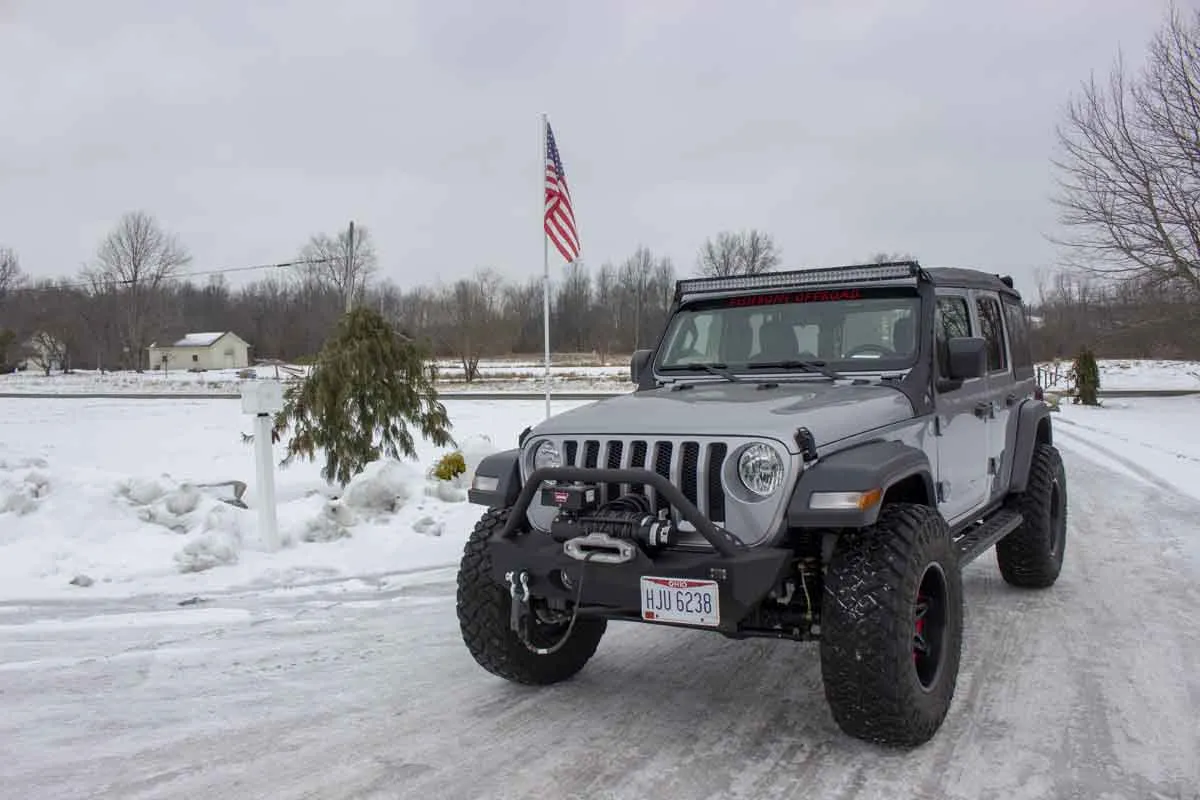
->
560;436;729;546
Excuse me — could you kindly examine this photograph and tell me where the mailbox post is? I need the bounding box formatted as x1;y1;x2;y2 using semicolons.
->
240;380;285;551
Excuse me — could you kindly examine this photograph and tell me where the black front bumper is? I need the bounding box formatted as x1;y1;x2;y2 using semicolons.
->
490;466;793;634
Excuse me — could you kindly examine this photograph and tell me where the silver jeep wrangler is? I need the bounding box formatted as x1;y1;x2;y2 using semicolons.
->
456;261;1066;747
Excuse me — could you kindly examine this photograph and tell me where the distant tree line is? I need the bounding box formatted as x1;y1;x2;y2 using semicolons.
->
0;214;786;378
2;211;1198;380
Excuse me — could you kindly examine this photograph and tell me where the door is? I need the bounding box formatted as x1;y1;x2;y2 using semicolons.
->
933;291;992;526
972;291;1014;502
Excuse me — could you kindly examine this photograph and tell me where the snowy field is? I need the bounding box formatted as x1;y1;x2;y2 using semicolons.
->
3;356;1198;396
0;359;634;395
1;393;1199;797
1036;357;1200;393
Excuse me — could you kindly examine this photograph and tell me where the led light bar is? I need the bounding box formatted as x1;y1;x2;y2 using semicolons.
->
674;261;925;302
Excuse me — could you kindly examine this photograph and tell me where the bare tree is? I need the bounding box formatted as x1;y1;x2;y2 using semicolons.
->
0;246;23;302
869;251;915;263
1050;4;1200;294
696;229;780;276
739;229;781;274
697;232;742;277
84;211;191;369
439;269;508;381
621;246;656;349
555;262;592;352
27;331;66;375
297;222;378;312
0;329;15;371
501;278;543;353
591;263;621;364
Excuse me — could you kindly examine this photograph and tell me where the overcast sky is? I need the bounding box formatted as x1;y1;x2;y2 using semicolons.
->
0;0;1177;295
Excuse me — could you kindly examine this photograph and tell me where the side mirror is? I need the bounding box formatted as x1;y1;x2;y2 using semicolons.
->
946;336;987;381
630;349;653;383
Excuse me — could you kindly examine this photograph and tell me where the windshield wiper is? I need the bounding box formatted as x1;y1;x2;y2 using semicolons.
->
746;359;845;381
659;362;740;382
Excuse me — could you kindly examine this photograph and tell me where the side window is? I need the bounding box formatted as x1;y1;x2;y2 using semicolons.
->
975;295;1008;372
935;295;971;378
1001;296;1034;378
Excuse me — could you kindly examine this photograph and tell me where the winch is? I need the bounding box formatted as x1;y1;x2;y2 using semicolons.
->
540;484;676;553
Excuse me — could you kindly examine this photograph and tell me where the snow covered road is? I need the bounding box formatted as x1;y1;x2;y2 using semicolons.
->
2;447;1199;800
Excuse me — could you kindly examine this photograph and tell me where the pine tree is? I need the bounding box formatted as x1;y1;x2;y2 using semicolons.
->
272;307;454;486
1073;347;1100;406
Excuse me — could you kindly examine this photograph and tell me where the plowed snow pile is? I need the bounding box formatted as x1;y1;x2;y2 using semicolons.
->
0;433;501;599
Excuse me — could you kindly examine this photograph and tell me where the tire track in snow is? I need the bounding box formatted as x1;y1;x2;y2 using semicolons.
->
1054;421;1179;495
1046;452;1200;798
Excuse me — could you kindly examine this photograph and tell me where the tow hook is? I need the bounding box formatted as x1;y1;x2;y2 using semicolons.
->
506;570;531;634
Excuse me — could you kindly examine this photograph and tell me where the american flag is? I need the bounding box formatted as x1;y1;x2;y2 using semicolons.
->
544;122;580;263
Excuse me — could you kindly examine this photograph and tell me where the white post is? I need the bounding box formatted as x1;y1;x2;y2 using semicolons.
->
241;381;284;551
541;112;552;419
253;412;279;551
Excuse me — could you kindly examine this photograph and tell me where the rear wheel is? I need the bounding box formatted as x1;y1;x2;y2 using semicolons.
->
456;507;606;685
820;503;964;747
997;443;1067;588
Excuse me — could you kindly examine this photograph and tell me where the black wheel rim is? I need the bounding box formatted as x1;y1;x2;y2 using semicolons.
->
913;563;949;692
1048;476;1066;558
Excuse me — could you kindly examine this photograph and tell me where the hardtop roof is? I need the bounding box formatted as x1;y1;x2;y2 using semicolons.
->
923;267;1022;298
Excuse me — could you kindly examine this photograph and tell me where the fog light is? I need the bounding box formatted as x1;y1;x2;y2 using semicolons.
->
472;475;499;492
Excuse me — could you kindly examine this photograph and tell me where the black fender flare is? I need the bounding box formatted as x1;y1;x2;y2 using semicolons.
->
786;439;936;528
467;448;522;508
1007;400;1054;494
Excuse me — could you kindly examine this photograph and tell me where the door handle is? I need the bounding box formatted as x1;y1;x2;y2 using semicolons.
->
974;401;992;418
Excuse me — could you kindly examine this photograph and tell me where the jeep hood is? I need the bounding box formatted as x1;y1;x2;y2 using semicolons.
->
529;381;916;453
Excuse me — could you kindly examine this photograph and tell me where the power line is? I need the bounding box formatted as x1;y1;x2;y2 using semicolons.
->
8;257;337;295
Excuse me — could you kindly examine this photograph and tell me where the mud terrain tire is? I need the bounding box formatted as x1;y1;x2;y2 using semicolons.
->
997;443;1068;588
456;507;606;685
820;503;964;748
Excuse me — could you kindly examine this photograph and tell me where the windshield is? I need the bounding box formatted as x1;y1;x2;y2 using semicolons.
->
656;287;920;375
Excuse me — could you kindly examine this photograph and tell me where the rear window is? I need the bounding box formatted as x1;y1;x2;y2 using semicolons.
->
1001;295;1034;378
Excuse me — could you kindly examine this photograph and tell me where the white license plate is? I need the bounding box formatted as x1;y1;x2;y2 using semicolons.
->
640;576;720;627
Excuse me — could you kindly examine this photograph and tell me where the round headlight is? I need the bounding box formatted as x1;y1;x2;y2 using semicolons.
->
532;440;562;472
737;443;784;496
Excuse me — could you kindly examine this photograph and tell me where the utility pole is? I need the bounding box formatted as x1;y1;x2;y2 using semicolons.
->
346;220;355;313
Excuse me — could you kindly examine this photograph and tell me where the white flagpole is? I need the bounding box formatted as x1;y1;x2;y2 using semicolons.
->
541;112;552;419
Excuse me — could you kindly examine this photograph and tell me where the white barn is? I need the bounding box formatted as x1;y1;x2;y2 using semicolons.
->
147;332;251;371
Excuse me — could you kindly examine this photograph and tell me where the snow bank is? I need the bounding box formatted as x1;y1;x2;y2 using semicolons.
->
0;397;570;601
0;447;498;596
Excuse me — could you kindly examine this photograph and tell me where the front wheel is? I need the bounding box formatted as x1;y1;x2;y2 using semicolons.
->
456;507;606;685
820;503;964;748
997;443;1067;588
